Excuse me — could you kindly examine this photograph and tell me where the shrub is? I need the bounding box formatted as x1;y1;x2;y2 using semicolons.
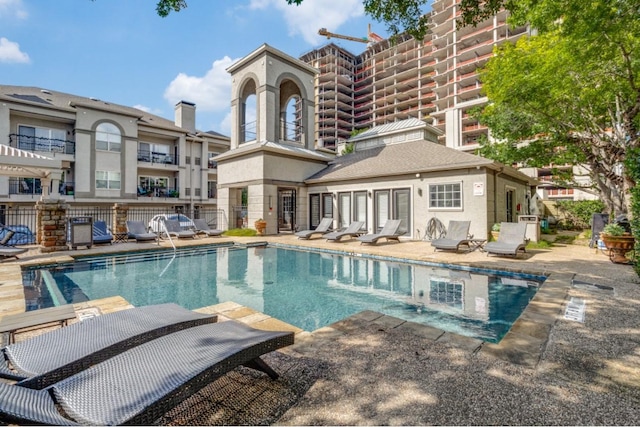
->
602;223;626;237
222;228;258;237
555;200;606;229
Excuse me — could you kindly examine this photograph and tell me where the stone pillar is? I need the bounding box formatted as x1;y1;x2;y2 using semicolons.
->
35;199;69;253
113;203;129;235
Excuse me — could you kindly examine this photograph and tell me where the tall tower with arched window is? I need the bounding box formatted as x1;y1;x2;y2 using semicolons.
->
216;44;334;234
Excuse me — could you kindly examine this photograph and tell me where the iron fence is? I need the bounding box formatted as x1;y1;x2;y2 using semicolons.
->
0;205;226;246
0;205;37;244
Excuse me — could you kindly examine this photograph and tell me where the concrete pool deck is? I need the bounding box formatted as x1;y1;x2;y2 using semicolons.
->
1;234;639;424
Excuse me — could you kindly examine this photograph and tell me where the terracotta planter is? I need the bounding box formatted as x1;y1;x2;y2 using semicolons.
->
254;220;267;236
601;234;635;263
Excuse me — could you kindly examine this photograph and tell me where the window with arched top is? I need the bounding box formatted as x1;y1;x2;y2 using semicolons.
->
240;79;257;143
96;122;121;152
282;96;302;142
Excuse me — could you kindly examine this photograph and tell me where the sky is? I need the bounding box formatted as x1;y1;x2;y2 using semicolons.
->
0;0;395;136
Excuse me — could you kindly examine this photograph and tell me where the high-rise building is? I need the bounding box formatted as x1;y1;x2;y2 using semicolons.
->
299;0;530;151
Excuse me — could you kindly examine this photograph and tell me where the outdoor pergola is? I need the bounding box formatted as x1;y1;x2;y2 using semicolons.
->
0;144;63;198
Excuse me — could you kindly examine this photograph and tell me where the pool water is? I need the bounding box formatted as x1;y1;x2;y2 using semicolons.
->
23;245;544;343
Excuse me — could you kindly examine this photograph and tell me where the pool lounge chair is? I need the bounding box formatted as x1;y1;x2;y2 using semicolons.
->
357;219;404;245
92;220;114;245
0;320;294;426
431;220;471;252
163;219;196;239
0;303;217;389
484;222;528;257
0;230;28;259
324;221;365;242
295;217;333;239
193;218;224;237
126;220;158;242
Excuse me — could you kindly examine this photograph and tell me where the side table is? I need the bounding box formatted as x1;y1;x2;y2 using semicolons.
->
114;232;129;243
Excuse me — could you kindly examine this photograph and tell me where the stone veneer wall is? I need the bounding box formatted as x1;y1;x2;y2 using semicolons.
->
35;199;69;253
113;203;129;235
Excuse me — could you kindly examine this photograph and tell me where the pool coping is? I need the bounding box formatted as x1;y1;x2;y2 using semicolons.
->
0;240;571;368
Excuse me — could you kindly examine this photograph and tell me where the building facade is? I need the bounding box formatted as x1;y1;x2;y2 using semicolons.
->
0;86;230;217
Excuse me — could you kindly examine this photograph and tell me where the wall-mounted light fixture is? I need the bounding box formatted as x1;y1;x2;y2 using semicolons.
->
269;195;273;210
418;188;423;197
416;173;421;178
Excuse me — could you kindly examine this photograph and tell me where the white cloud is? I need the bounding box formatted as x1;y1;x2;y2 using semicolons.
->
0;37;29;63
164;56;238;112
0;0;28;20
249;0;364;45
219;111;233;135
133;104;163;116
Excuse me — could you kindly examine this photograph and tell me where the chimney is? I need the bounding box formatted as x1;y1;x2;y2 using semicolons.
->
174;101;196;133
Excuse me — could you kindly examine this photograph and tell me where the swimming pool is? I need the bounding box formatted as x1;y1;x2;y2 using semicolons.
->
22;244;545;343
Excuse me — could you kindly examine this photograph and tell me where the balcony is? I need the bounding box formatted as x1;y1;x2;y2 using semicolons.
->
137;186;180;198
137;149;177;165
9;134;75;155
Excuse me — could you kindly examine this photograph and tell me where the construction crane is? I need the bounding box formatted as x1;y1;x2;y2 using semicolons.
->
318;24;384;44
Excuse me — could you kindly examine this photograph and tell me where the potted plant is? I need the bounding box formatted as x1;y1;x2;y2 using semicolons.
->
600;223;635;263
254;218;267;235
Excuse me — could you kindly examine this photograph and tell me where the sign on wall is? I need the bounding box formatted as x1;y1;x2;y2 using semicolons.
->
473;182;484;196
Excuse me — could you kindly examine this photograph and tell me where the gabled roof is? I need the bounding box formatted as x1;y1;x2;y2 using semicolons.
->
348;118;442;143
305;139;497;183
215;140;333;163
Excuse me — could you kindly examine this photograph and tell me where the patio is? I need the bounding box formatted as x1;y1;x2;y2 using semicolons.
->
1;235;639;425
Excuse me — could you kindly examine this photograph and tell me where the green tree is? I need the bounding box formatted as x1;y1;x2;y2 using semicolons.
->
477;1;640;216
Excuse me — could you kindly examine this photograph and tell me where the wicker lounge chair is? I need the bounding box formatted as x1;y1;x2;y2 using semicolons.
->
126;220;158;242
92;220;114;245
0;320;294;426
163;219;196;239
295;217;333;239
193;218;224;237
357;219;404;245
0;303;217;389
484;222;528;257
324;221;365;242
431;221;471;252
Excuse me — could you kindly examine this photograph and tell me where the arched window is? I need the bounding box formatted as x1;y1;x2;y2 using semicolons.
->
282;96;302;142
96;123;121;152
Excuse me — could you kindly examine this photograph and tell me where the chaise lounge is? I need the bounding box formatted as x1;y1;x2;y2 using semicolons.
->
92;220;114;245
295;217;333;239
0;320;294;426
324;221;365;242
484;222;528;257
431;220;471;252
163;219;197;239
0;303;217;389
0;229;29;260
126;220;158;242
193;218;224;237
357;219;404;245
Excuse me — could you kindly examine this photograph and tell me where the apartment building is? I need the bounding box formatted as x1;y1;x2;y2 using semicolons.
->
0;85;229;213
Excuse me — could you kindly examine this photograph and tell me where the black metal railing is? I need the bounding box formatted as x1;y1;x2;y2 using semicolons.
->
137;149;178;165
0;205;227;247
9;178;42;196
9;134;75;155
137;186;180;198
